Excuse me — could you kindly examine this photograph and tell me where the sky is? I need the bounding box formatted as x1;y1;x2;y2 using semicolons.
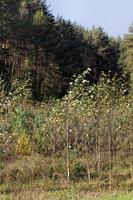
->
47;0;133;37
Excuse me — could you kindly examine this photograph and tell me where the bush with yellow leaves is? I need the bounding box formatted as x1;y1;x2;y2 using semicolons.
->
16;132;32;155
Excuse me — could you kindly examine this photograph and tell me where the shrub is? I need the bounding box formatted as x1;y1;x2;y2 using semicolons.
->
71;161;88;180
16;133;32;155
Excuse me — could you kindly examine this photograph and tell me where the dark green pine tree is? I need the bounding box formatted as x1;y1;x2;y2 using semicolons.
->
122;23;133;88
51;18;85;93
0;0;21;89
27;0;63;100
0;0;63;100
84;27;121;83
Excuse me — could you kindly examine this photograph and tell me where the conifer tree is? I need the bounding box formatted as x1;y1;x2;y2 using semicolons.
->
123;23;133;87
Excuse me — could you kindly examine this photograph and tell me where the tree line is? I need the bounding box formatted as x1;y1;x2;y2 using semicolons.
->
0;0;133;101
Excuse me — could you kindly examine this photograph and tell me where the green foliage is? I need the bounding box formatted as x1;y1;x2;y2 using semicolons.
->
122;24;133;90
1;0;133;194
67;67;129;107
72;161;87;180
0;79;31;114
0;0;126;100
83;27;121;83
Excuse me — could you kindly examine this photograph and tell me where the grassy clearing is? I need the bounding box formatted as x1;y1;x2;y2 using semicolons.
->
0;182;133;200
101;192;133;200
1;190;133;200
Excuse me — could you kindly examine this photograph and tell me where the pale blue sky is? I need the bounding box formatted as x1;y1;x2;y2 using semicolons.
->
47;0;133;37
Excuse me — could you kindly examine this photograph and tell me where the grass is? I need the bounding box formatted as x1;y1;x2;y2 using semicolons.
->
1;191;133;200
12;191;133;200
0;195;9;200
1;181;133;200
101;192;133;200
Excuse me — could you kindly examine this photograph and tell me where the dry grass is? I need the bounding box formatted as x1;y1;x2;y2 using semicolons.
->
1;189;133;200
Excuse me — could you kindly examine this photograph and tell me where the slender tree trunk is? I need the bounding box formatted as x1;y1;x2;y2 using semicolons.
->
67;128;70;183
108;136;112;191
97;136;101;176
87;164;91;182
129;142;133;180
